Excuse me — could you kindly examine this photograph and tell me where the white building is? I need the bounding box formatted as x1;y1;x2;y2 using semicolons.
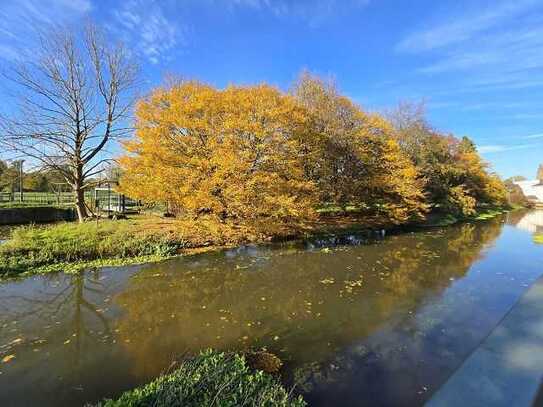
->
515;210;543;234
514;180;543;205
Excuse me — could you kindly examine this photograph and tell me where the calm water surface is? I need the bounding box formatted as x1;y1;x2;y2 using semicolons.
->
1;211;542;406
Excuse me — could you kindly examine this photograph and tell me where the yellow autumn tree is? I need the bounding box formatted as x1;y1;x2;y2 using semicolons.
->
387;102;510;214
291;71;427;223
119;81;317;225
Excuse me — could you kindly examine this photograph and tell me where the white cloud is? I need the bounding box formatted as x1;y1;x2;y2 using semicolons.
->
226;0;370;27
0;0;92;60
478;142;542;154
525;133;543;139
396;0;539;54
478;145;509;153
111;0;185;65
394;0;543;97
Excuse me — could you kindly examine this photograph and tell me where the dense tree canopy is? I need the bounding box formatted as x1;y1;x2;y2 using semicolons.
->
119;75;508;229
119;82;317;224
291;72;427;223
387;101;508;216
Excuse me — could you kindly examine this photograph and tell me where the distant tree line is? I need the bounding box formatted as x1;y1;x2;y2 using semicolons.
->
0;160;67;193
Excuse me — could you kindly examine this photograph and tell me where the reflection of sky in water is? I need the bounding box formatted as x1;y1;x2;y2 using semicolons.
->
0;212;542;407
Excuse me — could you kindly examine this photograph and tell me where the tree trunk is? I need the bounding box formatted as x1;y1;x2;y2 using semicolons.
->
75;186;88;222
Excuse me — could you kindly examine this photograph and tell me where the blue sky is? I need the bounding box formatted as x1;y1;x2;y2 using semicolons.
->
0;0;542;179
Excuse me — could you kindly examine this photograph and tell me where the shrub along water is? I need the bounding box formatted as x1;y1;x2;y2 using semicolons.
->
94;350;305;407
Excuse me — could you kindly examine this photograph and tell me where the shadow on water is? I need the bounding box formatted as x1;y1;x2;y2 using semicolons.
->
0;211;542;406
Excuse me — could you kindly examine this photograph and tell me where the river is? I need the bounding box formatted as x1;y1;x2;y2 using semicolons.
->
0;211;542;406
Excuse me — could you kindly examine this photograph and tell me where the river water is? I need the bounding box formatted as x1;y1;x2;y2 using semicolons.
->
0;211;542;406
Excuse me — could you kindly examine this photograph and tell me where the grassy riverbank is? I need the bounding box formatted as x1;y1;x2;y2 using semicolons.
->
95;350;305;407
0;207;511;280
0;220;183;278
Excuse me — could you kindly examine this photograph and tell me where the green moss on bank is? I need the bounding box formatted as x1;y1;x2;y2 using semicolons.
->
0;221;184;279
94;350;305;407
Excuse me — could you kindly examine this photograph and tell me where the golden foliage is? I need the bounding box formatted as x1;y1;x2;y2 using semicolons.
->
387;102;509;214
292;72;427;223
120;82;317;225
120;73;506;229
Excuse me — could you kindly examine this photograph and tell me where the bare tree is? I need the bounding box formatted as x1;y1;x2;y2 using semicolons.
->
0;24;138;221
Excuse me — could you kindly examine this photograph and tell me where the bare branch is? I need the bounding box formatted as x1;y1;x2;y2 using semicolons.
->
0;22;139;221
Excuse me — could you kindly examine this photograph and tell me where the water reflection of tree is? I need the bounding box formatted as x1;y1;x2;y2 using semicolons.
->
0;272;111;401
114;220;503;377
292;220;505;406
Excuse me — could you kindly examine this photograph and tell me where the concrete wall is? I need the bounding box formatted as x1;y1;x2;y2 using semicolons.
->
0;207;76;225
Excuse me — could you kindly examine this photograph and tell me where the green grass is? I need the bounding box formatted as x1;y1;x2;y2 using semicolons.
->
418;207;510;228
0;202;68;208
0;220;185;278
95;350;305;407
470;207;509;220
316;204;365;215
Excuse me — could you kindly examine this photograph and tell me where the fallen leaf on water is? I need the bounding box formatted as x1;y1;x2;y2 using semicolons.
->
2;354;15;363
319;278;335;284
63;339;71;345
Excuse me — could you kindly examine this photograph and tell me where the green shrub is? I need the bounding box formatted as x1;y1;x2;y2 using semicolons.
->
95;350;305;407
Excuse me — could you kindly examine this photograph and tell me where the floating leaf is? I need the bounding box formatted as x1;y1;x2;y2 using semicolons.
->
2;354;15;363
319;278;335;284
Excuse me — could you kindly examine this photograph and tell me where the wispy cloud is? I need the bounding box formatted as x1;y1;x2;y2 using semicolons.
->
0;0;91;60
110;0;186;65
524;133;543;139
416;25;543;75
227;0;370;27
478;142;542;154
395;0;543;96
396;0;538;54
